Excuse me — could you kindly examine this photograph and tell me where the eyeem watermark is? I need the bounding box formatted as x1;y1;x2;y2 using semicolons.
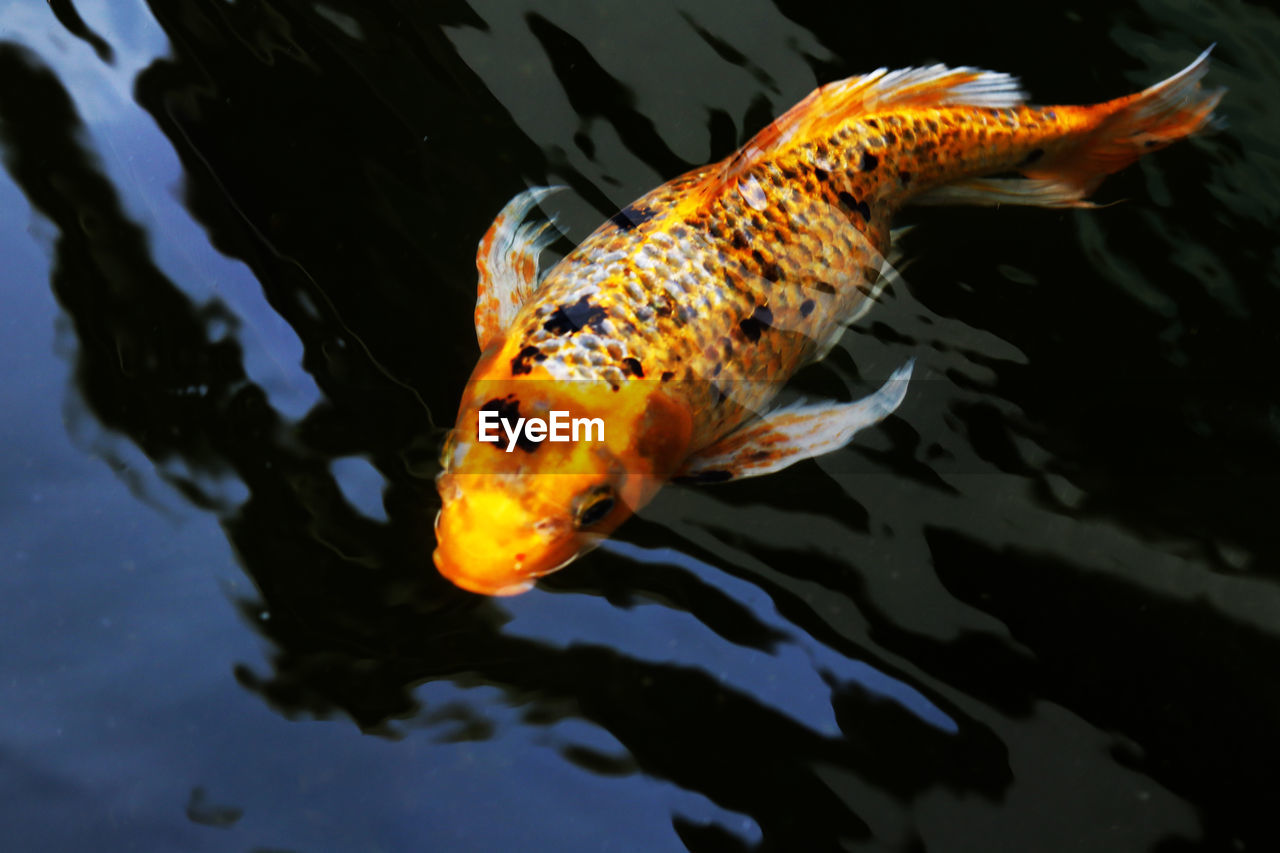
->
478;410;604;453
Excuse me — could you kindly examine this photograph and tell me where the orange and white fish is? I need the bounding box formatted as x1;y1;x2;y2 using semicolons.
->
434;50;1222;595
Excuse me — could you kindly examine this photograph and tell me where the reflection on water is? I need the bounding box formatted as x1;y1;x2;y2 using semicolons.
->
2;0;1279;850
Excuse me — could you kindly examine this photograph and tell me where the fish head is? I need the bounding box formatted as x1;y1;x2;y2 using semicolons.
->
433;468;622;596
432;373;692;595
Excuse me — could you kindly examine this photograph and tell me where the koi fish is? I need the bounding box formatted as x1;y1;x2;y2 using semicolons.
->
434;50;1222;595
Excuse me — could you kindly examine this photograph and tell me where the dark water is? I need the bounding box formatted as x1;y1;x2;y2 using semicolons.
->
3;1;1278;850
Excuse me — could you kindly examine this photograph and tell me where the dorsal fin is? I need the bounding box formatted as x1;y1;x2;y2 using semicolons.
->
717;65;1026;188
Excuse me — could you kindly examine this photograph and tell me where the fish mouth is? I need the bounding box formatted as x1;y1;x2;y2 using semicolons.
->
431;532;588;597
433;550;537;596
435;525;540;591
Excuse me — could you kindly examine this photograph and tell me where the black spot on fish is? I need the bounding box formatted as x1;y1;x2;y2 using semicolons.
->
712;363;722;377
814;167;829;182
866;118;880;130
898;170;912;186
1020;147;1045;166
479;396;539;453
661;371;675;382
622;357;644;377
738;304;773;343
732;229;749;250
838;191;871;223
543;295;607;336
762;261;782;283
609;203;656;231
675;469;734;485
510;345;544;375
800;299;815;317
884;132;897;146
815;281;836;295
711;384;727;406
860;151;878;171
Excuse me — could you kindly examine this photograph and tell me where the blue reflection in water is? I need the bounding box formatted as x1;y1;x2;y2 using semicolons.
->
605;539;959;734
330;456;388;522
504;538;957;735
412;680;764;847
6;0;323;424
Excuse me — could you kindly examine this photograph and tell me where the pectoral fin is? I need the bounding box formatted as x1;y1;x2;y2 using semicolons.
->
678;360;914;482
474;186;564;350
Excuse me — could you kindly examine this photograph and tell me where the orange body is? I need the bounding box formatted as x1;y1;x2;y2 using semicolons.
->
434;54;1222;595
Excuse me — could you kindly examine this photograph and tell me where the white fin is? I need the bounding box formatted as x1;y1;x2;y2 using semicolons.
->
474;186;564;350
679;360;914;482
911;177;1094;209
842;64;1027;110
1129;45;1218;125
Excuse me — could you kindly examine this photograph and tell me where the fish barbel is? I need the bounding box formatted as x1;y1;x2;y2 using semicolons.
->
434;50;1222;595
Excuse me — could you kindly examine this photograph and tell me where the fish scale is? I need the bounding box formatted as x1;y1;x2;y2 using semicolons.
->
500;98;1094;448
511;165;890;444
433;51;1223;595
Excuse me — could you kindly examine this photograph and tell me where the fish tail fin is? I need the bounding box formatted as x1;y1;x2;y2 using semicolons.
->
1024;47;1224;200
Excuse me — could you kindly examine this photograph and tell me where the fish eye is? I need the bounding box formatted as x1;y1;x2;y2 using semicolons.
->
573;485;616;529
